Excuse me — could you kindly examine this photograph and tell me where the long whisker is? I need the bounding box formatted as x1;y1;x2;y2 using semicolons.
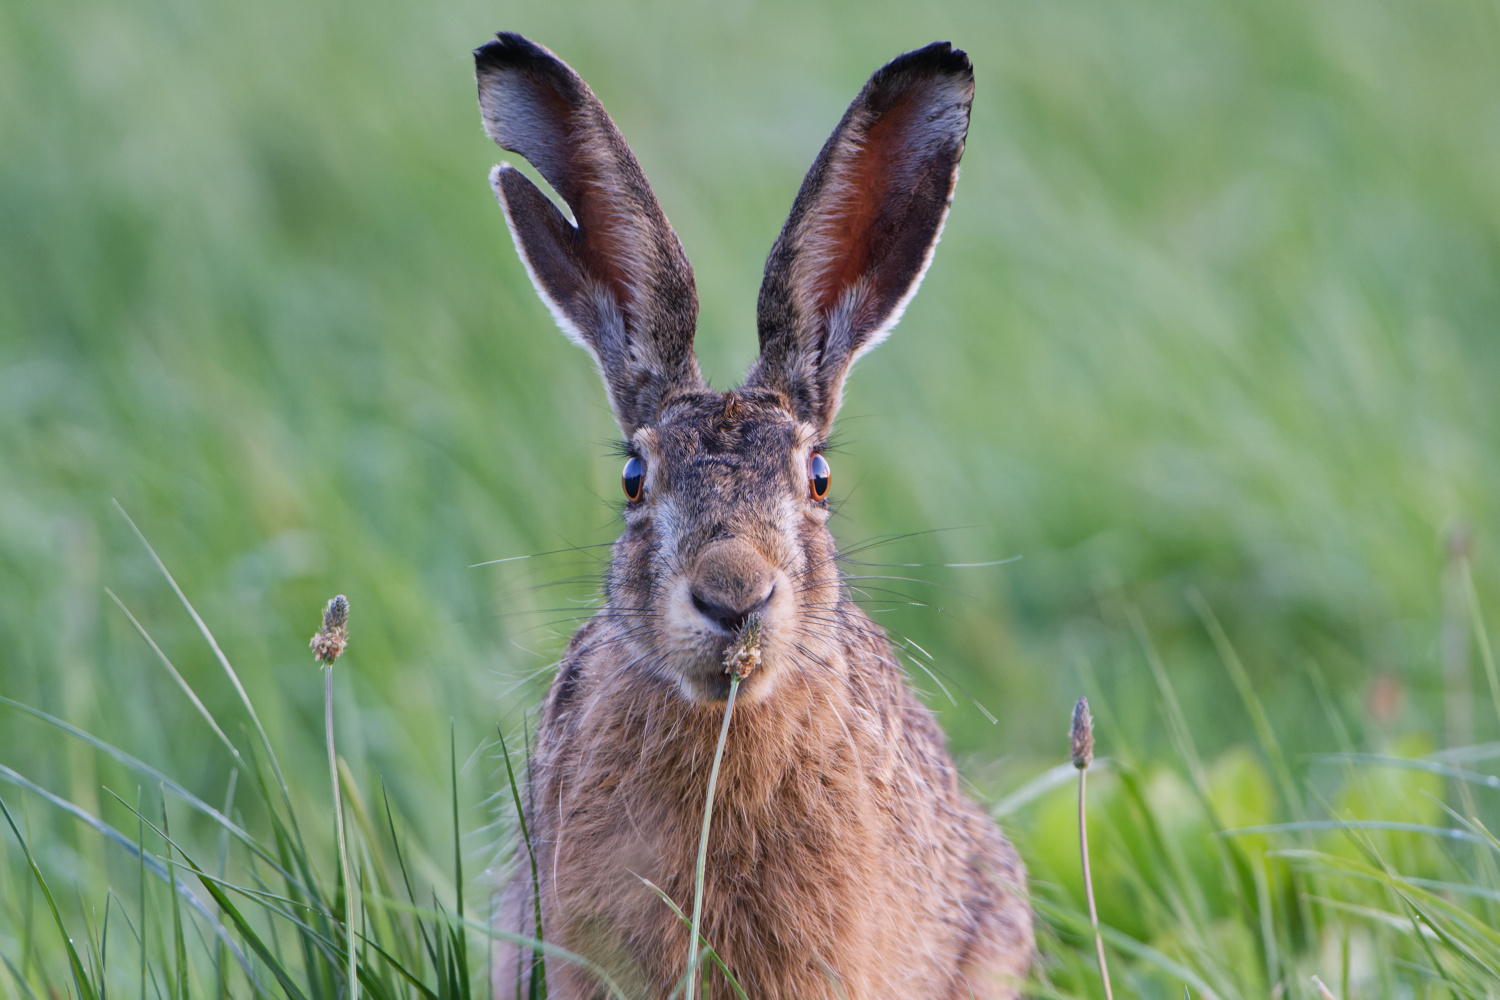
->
469;540;617;568
839;555;1022;569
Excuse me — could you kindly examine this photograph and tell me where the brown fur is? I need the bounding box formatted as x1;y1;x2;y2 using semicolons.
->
475;35;1032;999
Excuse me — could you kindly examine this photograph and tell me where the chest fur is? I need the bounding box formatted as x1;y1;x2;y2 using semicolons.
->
528;661;939;995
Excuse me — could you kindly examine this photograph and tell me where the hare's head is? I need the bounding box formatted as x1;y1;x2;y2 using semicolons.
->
476;35;972;702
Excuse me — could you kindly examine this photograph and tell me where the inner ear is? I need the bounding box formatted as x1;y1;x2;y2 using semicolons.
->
745;42;974;434
805;91;940;319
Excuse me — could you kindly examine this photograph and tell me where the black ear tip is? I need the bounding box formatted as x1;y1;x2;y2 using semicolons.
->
881;41;973;83
474;32;551;72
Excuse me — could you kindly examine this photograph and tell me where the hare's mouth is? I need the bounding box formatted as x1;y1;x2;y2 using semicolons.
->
668;628;769;679
659;570;795;701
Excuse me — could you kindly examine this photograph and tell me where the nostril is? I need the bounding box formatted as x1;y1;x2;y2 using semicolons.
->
749;584;775;619
690;591;721;622
691;585;775;635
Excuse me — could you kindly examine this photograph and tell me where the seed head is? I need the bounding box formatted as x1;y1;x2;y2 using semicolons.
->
723;612;764;679
311;595;350;665
1070;696;1094;770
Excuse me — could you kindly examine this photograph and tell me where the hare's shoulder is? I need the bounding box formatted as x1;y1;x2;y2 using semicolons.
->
537;616;610;732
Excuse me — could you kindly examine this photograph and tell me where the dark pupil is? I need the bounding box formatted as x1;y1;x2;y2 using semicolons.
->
809;453;830;499
622;457;645;502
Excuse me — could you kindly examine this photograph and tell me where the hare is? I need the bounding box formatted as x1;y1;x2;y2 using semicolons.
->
475;33;1032;999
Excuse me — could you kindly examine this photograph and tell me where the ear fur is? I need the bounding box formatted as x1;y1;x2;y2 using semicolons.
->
475;33;703;435
745;42;973;434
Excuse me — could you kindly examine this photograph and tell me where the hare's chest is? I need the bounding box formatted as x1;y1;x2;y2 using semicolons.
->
539;750;901;990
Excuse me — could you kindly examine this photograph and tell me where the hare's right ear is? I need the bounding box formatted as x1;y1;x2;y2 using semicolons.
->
745;43;973;437
475;33;703;435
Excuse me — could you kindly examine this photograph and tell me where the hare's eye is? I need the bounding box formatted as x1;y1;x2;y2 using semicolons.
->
808;453;831;502
622;457;646;503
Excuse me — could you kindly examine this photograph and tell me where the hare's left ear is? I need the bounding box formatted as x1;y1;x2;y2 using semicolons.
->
745;43;973;435
476;33;703;436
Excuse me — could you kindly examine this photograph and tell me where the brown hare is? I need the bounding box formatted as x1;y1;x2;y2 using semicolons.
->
475;33;1032;999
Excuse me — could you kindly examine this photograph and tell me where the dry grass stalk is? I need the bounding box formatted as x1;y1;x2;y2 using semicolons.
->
1072;696;1113;1000
683;612;763;996
313;595;357;1000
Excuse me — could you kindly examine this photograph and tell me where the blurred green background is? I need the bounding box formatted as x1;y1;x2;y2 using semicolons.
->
3;0;1500;993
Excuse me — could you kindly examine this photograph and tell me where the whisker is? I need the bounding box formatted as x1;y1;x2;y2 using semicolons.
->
469;540;616;568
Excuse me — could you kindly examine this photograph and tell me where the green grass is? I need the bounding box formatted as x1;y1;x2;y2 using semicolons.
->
3;524;1500;997
3;0;1500;995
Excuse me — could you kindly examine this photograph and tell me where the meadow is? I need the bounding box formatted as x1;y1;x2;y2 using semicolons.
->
2;0;1500;995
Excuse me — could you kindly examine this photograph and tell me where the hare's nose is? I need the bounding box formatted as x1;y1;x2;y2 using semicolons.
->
690;590;774;638
688;539;777;634
691;586;774;636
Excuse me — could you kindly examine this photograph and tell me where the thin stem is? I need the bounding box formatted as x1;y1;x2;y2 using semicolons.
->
115;501;289;804
1078;766;1113;1000
326;665;357;1000
686;674;741;999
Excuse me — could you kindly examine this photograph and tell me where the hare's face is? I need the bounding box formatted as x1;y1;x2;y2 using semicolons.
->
477;35;972;701
609;390;835;701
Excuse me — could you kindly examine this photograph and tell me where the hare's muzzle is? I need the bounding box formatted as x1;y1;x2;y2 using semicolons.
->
686;539;778;637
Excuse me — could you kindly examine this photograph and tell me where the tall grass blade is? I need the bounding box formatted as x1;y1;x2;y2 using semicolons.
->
635;876;749;1000
684;672;741;999
1188;590;1303;819
194;869;313;1000
162;800;188;1000
0;769;253;977
0;947;43;1000
138;788;147;1000
993;762;1094;818
0;697;299;886
1031;898;1222;1000
449;725;470;1000
214;771;238;1000
1224;821;1489;845
382;785;439;978
370;897;631;1000
1127;610;1233;918
0;794;101;1000
105;587;243;763
496;723;545;998
1313;753;1500;791
113;500;294;804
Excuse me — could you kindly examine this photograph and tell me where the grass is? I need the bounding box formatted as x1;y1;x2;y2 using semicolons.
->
2;520;1500;996
4;0;1500;995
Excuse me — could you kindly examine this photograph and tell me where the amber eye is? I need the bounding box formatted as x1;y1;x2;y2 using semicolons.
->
622;456;645;503
808;453;831;501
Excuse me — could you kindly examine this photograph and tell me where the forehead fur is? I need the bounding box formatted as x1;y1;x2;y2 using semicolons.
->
636;390;811;463
630;390;824;517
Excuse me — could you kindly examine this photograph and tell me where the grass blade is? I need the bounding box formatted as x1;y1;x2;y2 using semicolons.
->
1188;590;1303;820
0;769;254;979
684;672;741;999
450;725;470;1000
0;697;300;887
112;501;295;812
635;876;749;1000
162;800;187;1000
497;723;546;999
0;794;101;1000
105;587;243;763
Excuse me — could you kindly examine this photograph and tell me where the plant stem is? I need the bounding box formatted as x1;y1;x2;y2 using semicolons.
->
686;673;741;999
326;665;357;1000
1079;765;1113;1000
